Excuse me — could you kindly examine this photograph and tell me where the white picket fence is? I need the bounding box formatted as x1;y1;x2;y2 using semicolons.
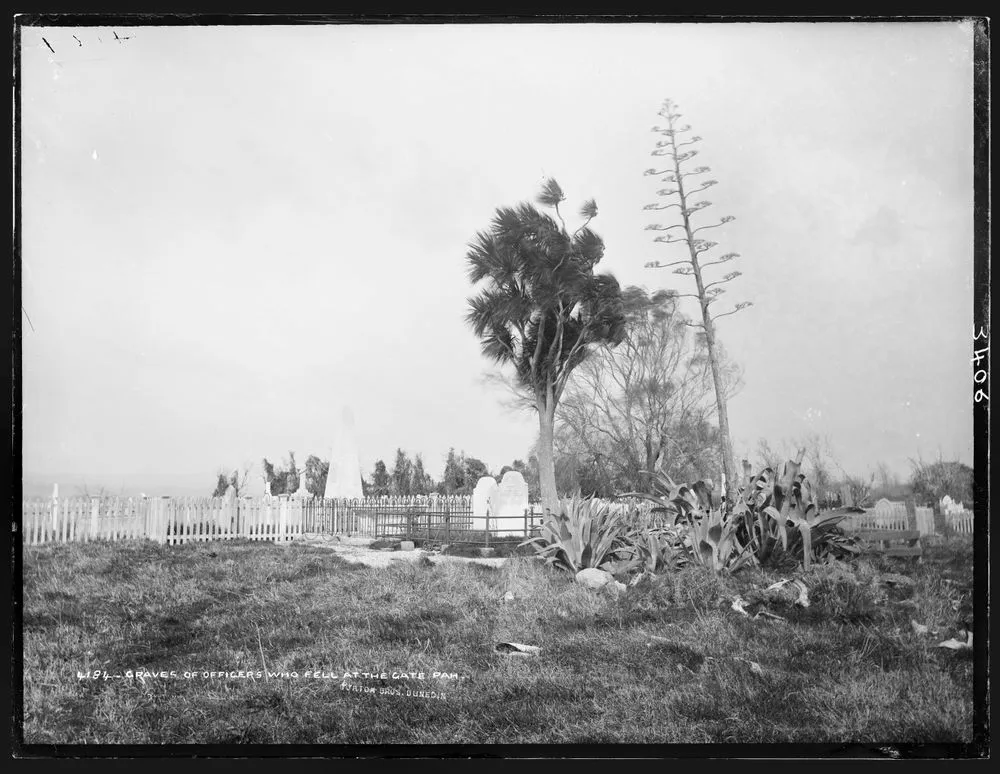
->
22;496;306;546
26;492;968;547
838;502;974;538
945;509;974;535
839;498;910;532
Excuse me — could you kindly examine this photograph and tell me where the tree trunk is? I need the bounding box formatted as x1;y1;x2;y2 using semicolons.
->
536;399;560;518
643;433;658;492
702;318;737;502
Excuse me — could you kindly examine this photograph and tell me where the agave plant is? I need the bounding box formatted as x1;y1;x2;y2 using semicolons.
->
731;452;856;570
603;525;689;576
519;494;629;573
784;464;857;568
627;472;754;573
730;459;798;564
630;451;858;573
623;471;717;526
685;508;756;573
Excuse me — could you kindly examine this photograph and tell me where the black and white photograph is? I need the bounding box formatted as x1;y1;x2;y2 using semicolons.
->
13;15;989;756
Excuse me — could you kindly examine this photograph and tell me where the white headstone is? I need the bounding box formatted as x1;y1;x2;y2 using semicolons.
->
324;406;364;500
494;471;530;536
873;497;907;528
291;472;310;498
472;476;499;532
224;484;237;501
940;495;966;515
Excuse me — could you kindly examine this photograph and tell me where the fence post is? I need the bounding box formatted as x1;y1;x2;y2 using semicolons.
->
61;498;69;543
90;498;100;542
50;492;59;541
485;507;490;549
446;504;451;544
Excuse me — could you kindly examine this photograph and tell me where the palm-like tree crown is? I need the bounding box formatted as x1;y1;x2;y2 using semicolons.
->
466;179;626;405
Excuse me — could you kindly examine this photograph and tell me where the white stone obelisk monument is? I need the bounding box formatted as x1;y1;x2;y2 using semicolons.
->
324;406;365;500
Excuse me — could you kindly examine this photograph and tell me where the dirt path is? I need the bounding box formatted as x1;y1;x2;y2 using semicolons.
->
286;533;510;569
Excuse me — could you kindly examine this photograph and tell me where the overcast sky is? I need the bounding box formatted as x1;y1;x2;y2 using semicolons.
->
20;21;977;497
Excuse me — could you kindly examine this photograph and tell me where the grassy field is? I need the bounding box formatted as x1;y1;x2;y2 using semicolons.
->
19;535;978;748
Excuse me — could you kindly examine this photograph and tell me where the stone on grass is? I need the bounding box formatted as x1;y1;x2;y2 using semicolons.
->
759;578;810;607
399;540;415;551
576;568;617;590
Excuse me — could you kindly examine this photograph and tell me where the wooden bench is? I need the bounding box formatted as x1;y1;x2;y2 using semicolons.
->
854;529;923;559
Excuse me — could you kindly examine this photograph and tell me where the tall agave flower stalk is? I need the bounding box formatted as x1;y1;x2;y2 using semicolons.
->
643;98;753;504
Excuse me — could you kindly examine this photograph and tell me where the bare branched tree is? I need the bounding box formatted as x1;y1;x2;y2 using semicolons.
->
556;286;742;493
754;439;784;473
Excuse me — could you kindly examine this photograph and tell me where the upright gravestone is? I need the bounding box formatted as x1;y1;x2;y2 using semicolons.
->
291;473;310;498
472;476;499;533
840;484;854;509
940;495;965;515
495;471;530;537
324;407;364;500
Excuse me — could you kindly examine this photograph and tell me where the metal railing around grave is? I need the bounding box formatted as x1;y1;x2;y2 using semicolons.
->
301;497;550;545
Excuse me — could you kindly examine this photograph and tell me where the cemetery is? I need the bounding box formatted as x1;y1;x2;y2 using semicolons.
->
17;21;982;754
20;442;978;745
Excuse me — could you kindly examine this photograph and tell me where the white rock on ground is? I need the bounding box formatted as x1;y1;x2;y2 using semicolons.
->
576;568;616;589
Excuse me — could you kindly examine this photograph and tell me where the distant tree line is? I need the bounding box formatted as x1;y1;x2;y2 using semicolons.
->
215;445;972;509
259;453;330;497
211;449;541;500
362;448;540;499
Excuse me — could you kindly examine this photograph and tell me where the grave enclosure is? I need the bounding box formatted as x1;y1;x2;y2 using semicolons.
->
836;497;975;548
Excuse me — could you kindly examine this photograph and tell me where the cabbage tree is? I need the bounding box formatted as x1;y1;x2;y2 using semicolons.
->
466;179;626;517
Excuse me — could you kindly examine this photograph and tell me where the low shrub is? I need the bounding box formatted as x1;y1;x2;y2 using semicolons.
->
626;449;861;575
519;494;631;572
